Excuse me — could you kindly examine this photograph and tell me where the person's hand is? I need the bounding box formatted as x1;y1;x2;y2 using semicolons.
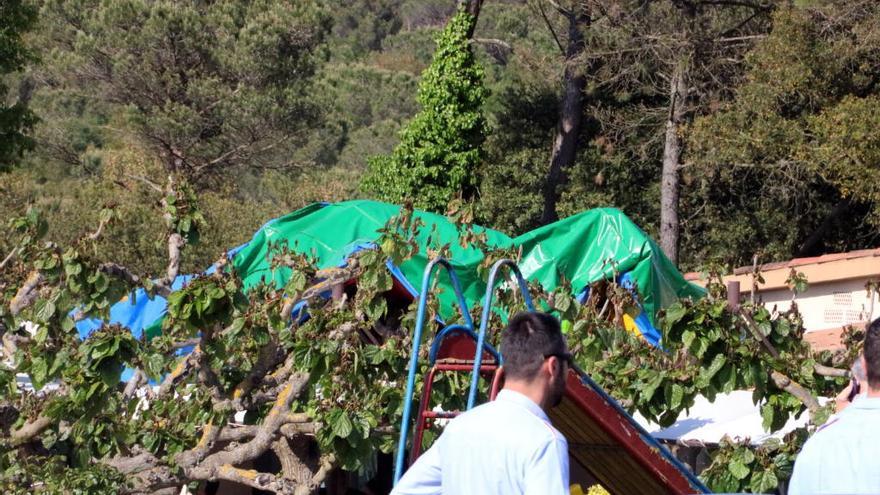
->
835;381;854;413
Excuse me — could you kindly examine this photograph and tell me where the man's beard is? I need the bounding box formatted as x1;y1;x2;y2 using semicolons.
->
548;370;566;408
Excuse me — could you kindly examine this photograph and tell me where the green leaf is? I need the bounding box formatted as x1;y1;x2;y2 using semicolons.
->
761;403;774;431
729;459;750;480
98;362;120;387
286;271;307;293
669;383;684;410
34;325;49;345
553;291;571;313
30;356;48;389
690;335;709;358
65;261;83;277
758;320;772;337
664;303;687;327
145;353;165;380
718;363;737;393
61;316;75;333
36;299;56;321
99;207;114;224
682;330;696;349
705;353;727;381
333;410;353;439
750;469;778;493
776;317;791;337
641;374;664;402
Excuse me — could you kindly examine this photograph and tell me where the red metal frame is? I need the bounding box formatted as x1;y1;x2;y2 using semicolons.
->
409;362;500;463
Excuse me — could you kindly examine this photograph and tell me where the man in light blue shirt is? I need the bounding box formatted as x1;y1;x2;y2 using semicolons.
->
392;312;571;495
789;317;880;494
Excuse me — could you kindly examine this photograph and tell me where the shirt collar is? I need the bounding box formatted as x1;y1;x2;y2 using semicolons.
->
496;389;550;422
851;396;880;410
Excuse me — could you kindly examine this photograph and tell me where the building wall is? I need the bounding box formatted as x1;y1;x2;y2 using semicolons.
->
754;278;878;333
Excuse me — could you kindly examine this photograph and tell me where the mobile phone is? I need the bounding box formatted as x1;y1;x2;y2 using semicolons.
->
848;377;861;402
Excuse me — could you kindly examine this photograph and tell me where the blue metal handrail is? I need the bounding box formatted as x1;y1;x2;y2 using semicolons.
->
393;257;475;485
466;259;535;410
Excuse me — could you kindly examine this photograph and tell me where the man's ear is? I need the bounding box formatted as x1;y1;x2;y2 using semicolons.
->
546;356;560;378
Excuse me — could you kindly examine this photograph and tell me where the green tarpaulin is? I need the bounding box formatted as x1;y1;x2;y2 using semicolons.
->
145;200;703;344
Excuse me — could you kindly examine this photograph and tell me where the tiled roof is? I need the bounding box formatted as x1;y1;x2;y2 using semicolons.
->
685;247;880;284
731;248;880;276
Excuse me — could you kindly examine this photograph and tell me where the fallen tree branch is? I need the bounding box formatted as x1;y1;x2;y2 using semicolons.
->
176;422;222;468
123;369;148;399
300;259;361;301
124;174;164;194
295;454;336;495
10;414;53;446
85;214;112;241
10;271;44;316
2;333;30;361
814;364;849;378
0;246;20;270
472;37;512;50
157;347;200;397
184;372;310;482
215;465;295;495
771;370;821;413
231;340;284;409
104;449;161;475
159;233;185;291
738;310;780;359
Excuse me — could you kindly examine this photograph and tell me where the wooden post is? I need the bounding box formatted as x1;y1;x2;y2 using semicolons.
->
727;281;740;311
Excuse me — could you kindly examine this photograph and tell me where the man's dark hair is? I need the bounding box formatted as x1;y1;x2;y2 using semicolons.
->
500;312;566;381
865;318;880;388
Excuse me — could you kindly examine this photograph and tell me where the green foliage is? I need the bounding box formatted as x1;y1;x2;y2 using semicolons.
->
326;0;403;61
164;180;206;245
0;201;860;493
37;0;329;178
805;95;880;219
1;454;129;494
700;432;806;493
686;4;880;267
361;10;488;212
5;1;880;491
0;0;38;171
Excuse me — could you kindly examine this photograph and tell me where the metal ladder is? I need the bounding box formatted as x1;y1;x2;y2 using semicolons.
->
393;258;535;485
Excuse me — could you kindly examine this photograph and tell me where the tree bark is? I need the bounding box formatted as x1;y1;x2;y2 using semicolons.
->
458;0;483;37
540;6;589;225
660;62;688;265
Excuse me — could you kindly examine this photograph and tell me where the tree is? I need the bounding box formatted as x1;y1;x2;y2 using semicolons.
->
0;198;857;494
361;7;488;212
577;0;774;264
687;2;880;266
0;0;38;172
539;0;590;225
36;0;328;180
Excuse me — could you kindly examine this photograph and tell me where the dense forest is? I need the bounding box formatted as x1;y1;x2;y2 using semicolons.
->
3;0;879;276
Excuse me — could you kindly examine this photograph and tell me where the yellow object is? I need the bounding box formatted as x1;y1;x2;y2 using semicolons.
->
622;313;639;335
570;484;585;495
586;485;610;495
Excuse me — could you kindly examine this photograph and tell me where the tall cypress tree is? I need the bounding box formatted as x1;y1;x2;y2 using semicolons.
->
361;9;487;212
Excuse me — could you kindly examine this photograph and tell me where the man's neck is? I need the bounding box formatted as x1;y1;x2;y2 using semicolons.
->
502;380;548;411
867;384;880;399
